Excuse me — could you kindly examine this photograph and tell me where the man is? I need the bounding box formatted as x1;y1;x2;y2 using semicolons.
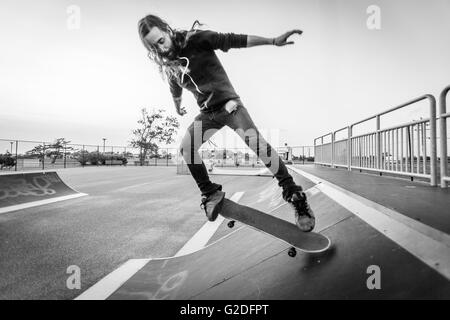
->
138;15;315;232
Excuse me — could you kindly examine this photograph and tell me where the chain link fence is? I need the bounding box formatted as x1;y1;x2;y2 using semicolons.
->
0;139;179;172
0;139;314;173
176;145;315;174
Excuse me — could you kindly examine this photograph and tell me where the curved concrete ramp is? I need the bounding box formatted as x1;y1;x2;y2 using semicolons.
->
0;171;87;214
107;185;450;299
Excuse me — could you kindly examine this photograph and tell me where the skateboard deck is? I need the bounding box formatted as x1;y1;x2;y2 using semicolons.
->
219;198;331;256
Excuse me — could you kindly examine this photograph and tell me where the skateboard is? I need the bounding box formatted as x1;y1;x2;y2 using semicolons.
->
219;198;331;257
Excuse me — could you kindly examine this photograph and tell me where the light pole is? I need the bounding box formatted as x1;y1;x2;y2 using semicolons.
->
102;138;107;166
102;138;106;153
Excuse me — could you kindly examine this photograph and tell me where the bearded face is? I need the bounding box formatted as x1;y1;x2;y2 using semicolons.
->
145;26;179;60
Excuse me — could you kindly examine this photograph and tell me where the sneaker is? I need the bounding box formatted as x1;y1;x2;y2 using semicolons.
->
200;190;226;222
289;191;315;232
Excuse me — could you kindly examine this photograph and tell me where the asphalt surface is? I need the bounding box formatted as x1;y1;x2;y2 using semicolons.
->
109;179;450;300
0;166;267;299
3;165;449;299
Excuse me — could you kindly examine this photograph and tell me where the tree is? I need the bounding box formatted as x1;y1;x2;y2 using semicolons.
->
0;152;16;170
47;138;73;164
130;108;179;165
27;144;45;159
26;138;73;164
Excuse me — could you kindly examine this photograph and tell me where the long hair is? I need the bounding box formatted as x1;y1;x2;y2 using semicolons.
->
138;15;204;85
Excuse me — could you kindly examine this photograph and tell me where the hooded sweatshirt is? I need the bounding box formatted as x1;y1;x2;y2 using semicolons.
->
168;30;248;113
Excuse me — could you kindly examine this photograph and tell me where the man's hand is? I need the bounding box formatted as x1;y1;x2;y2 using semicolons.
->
176;106;187;116
273;29;303;46
174;97;187;116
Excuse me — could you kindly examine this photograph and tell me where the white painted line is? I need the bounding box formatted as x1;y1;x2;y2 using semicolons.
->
210;168;272;176
115;181;154;192
307;186;320;197
289;166;450;245
289;166;450;280
76;191;246;300
0;193;88;214
288;166;322;184
175;191;245;257
0;169;59;176
75;259;151;300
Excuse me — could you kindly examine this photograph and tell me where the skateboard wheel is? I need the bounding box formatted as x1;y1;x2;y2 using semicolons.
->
288;247;297;257
227;221;235;228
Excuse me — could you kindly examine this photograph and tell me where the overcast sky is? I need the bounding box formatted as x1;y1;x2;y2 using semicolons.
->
1;0;449;151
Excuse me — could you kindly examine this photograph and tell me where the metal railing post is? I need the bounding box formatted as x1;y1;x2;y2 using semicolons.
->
347;126;352;171
440;86;450;188
376;115;381;169
302;146;305;164
321;137;323;163
427;95;437;186
313;139;316;163
15;140;18;171
331;132;335;167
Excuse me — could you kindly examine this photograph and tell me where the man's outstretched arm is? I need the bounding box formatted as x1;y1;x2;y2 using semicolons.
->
247;29;303;47
197;29;302;51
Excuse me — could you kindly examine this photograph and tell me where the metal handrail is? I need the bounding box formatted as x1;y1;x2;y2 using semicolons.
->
314;92;438;186
350;95;434;127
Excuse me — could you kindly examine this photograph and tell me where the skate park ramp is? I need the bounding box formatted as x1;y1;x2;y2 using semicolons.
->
78;166;450;300
0;171;87;214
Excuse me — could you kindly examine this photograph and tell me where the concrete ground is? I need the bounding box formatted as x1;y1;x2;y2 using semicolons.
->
0;166;267;299
1;164;449;300
104;165;450;300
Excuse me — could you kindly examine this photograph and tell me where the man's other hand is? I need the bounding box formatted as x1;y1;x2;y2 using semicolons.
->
176;106;187;116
